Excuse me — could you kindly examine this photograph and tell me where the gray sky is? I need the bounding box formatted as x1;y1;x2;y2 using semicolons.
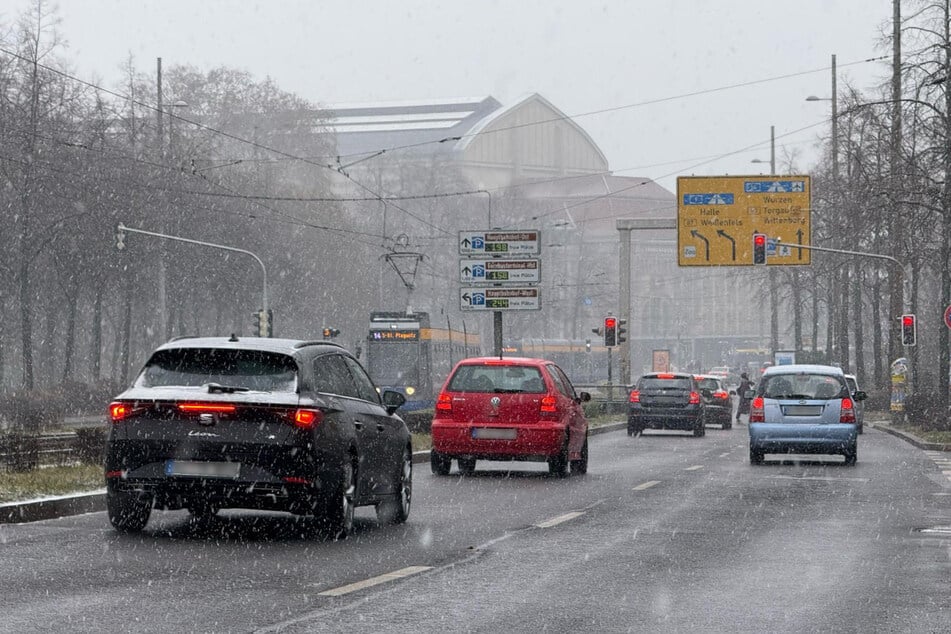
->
43;0;893;192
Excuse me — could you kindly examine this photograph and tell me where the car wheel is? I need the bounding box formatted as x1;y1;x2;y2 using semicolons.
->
722;419;732;430
319;459;355;539
843;444;858;466
107;487;152;533
857;423;864;435
749;447;764;465
457;457;476;475
377;446;412;525
430;449;451;476
694;422;706;437
548;441;570;477
628;423;642;437
570;436;589;475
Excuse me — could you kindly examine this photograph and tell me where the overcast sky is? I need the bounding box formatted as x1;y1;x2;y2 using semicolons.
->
37;0;895;192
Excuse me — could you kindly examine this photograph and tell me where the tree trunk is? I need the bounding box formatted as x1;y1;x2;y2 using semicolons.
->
91;287;102;381
62;289;77;382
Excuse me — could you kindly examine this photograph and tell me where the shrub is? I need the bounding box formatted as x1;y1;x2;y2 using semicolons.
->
904;392;950;431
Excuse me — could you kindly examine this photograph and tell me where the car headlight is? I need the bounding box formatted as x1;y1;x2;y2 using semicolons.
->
405;386;416;395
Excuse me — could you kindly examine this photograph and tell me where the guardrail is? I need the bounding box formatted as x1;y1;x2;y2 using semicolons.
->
0;429;105;472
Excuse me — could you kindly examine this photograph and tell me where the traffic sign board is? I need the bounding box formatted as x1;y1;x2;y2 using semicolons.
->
460;259;541;284
677;175;811;266
459;230;540;255
460;287;541;311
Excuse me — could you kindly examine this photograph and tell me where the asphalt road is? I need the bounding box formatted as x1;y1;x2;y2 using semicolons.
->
1;423;948;633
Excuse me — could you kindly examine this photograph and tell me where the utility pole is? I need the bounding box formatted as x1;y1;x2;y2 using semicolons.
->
156;57;168;345
768;125;779;359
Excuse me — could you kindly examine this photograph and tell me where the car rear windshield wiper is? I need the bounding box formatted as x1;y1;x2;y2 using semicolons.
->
205;382;251;394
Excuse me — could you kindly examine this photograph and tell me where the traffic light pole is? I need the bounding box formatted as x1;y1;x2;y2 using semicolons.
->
116;223;269;315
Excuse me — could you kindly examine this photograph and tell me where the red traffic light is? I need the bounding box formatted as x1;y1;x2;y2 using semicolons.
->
902;315;914;327
754;234;766;246
605;317;617;328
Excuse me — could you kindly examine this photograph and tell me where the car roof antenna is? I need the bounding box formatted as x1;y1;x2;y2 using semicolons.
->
229;333;239;342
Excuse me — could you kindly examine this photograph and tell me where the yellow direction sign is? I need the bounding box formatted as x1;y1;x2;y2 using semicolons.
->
677;175;811;266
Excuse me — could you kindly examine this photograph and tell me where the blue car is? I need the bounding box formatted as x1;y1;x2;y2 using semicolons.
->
747;364;866;465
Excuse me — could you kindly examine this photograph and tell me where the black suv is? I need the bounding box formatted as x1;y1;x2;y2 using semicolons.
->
105;336;412;538
627;372;706;437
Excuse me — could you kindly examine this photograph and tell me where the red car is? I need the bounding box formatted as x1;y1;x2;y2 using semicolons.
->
430;357;591;477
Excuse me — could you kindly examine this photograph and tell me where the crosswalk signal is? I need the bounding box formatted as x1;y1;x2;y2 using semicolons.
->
617;318;628;344
604;316;617;347
752;233;767;265
901;314;916;346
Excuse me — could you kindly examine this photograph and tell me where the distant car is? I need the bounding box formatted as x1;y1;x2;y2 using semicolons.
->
747;364;866;466
430;356;591;477
105;336;412;538
695;374;733;429
628;372;706;437
843;374;865;434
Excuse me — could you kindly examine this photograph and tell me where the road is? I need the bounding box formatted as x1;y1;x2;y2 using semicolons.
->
0;424;948;633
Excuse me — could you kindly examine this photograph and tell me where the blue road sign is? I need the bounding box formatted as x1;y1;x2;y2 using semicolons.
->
744;180;807;194
682;193;735;205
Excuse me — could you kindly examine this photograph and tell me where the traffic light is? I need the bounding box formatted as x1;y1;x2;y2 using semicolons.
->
752;232;767;265
617;318;628;344
322;327;340;340
901;314;916;346
253;309;273;337
604;316;617;347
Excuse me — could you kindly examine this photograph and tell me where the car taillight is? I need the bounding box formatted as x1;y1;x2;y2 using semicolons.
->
436;392;452;413
540;395;558;413
714;390;729;400
293;409;322;430
750;397;765;422
109;401;131;422
839;398;856;424
629;390;640;403
178;403;237;414
688;391;700;405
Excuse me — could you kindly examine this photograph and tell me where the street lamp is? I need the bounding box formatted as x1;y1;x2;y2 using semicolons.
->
750;126;776;174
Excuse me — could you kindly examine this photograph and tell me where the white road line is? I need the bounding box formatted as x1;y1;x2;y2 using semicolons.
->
318;566;433;597
685;465;704;471
767;475;869;483
535;511;584;528
633;480;661;491
719;452;731;458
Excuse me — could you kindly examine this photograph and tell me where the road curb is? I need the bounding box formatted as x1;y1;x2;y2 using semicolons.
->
869;422;950;452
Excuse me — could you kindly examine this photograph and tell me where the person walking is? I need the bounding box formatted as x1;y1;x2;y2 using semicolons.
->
736;372;753;422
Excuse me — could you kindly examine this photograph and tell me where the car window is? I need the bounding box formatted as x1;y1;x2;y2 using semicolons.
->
761;373;846;400
343;356;382;404
314;353;360;398
135;348;298;392
546;364;576;398
639;377;692;390
845;377;858;392
447;364;544;393
696;378;720;391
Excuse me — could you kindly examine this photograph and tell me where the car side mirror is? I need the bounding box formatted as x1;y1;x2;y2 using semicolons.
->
381;389;406;414
852;390;867;402
577;391;592;403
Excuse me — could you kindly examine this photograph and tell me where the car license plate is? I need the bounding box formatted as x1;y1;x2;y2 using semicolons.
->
165;460;240;478
783;405;822;416
472;427;517;440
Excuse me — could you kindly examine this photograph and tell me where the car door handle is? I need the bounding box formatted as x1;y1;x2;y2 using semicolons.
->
353;421;364;431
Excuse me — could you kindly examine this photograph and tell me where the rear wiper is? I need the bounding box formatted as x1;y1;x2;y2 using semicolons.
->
493;388;523;393
205;382;251;394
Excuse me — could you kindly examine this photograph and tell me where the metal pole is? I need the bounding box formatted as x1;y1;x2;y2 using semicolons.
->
768;125;779;359
117;223;268;313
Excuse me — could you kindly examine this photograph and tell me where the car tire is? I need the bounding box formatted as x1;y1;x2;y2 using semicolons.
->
548;442;570;477
107;487;152;533
694;422;706;437
570;436;589;475
722;419;732;430
318;459;355;539
457;457;476;476
628;423;642;437
377;446;412;525
857;424;864;435
430;449;451;476
843;445;858;466
749;447;764;465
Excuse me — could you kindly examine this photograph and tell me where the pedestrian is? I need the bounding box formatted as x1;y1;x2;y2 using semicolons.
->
736;372;753;422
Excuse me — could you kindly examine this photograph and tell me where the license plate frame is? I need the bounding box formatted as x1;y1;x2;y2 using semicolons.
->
471;427;518;440
165;460;240;478
782;405;822;416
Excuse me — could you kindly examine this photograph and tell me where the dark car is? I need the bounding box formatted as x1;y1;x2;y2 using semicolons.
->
105;336;412;538
695;374;733;429
430;356;591;477
628;372;705;437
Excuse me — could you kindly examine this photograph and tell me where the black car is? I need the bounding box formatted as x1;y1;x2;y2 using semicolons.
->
694;374;733;429
627;372;705;437
105;336;412;538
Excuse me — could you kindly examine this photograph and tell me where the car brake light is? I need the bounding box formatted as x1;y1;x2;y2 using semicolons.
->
540;395;558;413
688;391;700;404
109;401;131;422
839;398;856;424
629;390;640;403
714;390;729;400
178;403;237;414
436;392;452;413
293;409;322;429
656;373;675;379
750;397;765;422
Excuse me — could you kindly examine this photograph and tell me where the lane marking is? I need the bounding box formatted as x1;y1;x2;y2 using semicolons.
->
318;566;432;597
633;480;661;491
685;465;704;471
767;475;869;483
535;511;584;528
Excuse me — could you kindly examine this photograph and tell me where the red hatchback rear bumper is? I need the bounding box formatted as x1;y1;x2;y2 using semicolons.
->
431;421;569;460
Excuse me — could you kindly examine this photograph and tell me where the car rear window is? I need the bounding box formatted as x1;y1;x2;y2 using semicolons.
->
696;378;720;391
639;377;692;390
761;373;845;400
447;364;546;393
135;348;299;392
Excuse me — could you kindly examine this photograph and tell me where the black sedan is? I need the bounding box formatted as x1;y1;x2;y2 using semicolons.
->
695;374;733;429
105;336;412;539
627;372;706;437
